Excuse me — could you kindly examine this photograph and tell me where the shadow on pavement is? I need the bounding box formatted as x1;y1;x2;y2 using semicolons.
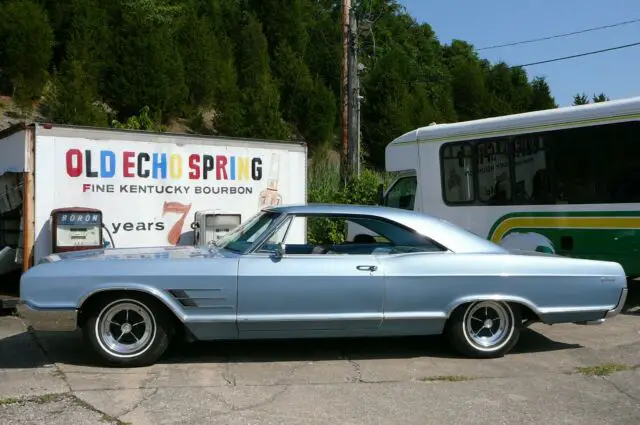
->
0;325;581;369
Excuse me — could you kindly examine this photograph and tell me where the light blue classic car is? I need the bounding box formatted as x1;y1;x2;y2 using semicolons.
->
19;204;628;367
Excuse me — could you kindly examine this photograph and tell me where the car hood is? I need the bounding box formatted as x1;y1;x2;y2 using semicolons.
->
40;245;232;263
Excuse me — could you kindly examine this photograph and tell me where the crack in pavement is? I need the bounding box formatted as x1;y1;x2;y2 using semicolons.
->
103;368;162;419
603;376;640;404
223;354;236;387
19;321;127;424
208;385;291;419
340;349;367;383
113;387;159;420
23;323;73;394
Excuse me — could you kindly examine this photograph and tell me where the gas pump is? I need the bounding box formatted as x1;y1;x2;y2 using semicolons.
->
50;207;104;253
191;210;241;246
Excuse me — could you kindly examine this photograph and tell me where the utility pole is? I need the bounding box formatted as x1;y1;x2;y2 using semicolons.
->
340;0;351;180
347;6;360;177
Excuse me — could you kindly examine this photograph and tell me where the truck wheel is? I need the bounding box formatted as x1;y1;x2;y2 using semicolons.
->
83;293;173;367
446;300;521;358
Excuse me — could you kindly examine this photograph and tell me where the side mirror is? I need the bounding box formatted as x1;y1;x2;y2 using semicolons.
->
272;242;286;259
376;184;384;205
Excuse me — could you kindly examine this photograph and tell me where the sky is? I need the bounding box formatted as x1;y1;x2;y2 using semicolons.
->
397;0;640;106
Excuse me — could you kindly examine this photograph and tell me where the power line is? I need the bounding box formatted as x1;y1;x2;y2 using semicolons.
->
511;41;640;68
478;18;640;51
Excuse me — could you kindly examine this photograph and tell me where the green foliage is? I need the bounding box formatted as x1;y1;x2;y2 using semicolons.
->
573;93;590;105
0;0;54;110
306;152;394;244
530;77;557;110
111;106;167;131
592;92;610;103
572;92;609;106
45;59;109;126
2;0;559;168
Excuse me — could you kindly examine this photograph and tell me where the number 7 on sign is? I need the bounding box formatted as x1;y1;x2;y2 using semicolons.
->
162;201;192;245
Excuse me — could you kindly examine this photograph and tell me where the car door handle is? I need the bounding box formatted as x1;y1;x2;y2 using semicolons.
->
357;265;377;271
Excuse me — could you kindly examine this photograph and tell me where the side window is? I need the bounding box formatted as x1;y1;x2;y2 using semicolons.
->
440;121;640;206
256;214;446;255
441;143;474;203
262;217;292;245
546;121;640;204
512;134;551;204
384;176;417;210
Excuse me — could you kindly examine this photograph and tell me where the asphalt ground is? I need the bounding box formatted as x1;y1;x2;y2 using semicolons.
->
0;285;638;425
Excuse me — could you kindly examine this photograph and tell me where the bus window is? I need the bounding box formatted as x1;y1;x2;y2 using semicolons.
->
441;143;474;203
385;176;417;210
476;138;511;204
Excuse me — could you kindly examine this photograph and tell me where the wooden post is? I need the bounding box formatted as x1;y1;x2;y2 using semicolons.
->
340;0;351;180
21;125;35;272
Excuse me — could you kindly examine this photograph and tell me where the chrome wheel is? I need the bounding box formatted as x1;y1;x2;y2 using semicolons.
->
95;299;157;358
462;301;514;352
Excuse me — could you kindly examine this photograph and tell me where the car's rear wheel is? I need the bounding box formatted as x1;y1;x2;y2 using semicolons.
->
446;300;521;358
82;293;173;367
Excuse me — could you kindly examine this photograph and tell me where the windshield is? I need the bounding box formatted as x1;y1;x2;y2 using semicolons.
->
214;210;282;253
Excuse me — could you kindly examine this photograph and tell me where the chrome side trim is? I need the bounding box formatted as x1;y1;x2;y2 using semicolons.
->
16;301;78;332
605;288;628;319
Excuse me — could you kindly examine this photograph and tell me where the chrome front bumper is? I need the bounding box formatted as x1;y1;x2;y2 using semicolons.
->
16;301;78;332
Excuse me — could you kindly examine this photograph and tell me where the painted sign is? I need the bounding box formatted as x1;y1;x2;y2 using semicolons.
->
34;135;305;256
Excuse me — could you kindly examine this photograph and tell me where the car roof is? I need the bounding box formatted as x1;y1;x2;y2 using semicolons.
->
263;203;507;254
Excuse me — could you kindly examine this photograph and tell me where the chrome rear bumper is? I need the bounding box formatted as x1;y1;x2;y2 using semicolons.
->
16;301;78;332
605;287;628;319
575;287;628;326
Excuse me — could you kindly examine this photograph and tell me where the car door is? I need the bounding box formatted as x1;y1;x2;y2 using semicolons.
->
236;238;384;335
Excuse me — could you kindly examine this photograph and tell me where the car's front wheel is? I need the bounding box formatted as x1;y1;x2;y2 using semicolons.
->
446;300;521;358
83;293;173;367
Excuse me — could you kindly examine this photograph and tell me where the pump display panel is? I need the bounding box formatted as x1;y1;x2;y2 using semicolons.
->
51;208;103;252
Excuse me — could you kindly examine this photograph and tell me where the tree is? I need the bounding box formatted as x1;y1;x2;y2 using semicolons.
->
443;40;488;121
105;0;188;121
0;0;567;169
236;12;290;140
572;92;609;105
43;0;112;126
572;93;589;105
592;92;609;103
0;0;54;110
273;42;336;147
529;77;557;110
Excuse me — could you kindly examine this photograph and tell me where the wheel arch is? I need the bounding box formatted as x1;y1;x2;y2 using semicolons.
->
77;286;185;329
445;295;543;323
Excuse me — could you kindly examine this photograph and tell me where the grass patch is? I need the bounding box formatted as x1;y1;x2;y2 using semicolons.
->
0;393;130;424
576;363;634;376
0;397;19;406
419;375;474;382
0;393;66;406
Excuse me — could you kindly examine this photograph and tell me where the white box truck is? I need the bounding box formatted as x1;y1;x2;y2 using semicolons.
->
0;123;307;289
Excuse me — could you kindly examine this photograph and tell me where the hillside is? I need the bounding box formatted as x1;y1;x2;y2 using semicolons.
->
0;0;557;169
